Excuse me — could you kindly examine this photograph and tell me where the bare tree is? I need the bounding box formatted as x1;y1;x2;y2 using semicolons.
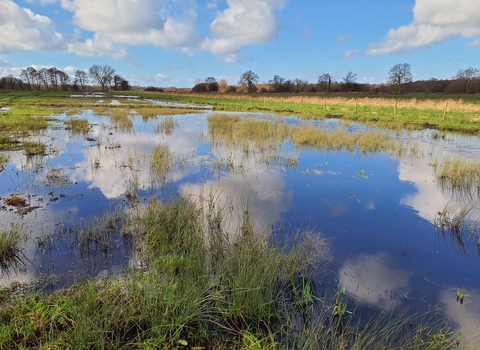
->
74;70;89;91
113;74;130;91
58;70;70;91
294;78;308;93
388;63;413;93
37;68;50;90
20;69;32;90
89;64;116;91
456;67;479;94
238;70;259;93
342;71;357;92
47;67;60;90
317;73;332;92
269;75;285;92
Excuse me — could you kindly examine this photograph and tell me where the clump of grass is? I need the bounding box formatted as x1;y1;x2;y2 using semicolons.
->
89;106;109;116
0;225;24;270
208;114;288;148
109;108;133;131
74;210;126;254
0;154;8;171
150;144;174;185
23;141;46;156
291;124;403;154
434;157;480;194
64;118;90;134
154;116;177;135
134;106;197;121
5;195;27;207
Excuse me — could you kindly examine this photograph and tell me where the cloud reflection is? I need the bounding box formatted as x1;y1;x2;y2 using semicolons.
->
339;252;409;309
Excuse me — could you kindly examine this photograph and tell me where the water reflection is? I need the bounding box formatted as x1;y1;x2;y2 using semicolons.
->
1;109;480;346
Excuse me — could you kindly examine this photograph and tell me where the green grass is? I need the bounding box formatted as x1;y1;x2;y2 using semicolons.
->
150;145;174;185
0;154;7;171
130;91;480;135
64;117;90;134
0;225;24;270
23;141;46;156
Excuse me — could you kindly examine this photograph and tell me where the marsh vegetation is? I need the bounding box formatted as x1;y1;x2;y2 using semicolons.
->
0;91;479;348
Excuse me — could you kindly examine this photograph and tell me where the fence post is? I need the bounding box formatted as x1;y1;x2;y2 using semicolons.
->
394;100;397;116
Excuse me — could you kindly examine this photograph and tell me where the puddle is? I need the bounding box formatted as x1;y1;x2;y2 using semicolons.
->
1;108;480;345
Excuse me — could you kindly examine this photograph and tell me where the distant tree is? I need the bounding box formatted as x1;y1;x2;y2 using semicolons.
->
113;74;130;91
89;64;116;91
37;68;50;90
74;70;89;91
456;67;479;94
342;71;357;92
58;70;70;91
47;67;61;90
20;69;32;90
317;73;332;92
205;77;219;92
269;75;285;92
238;70;259;93
192;83;208;92
218;78;228;92
294;78;309;93
388;63;413;93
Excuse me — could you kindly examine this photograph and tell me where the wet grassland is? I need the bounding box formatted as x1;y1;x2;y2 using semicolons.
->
0;91;479;348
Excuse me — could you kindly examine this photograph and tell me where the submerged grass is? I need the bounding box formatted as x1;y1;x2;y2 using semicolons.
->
109;108;133;131
23;141;46;156
434;157;480;194
150;144;174;185
64;117;90;134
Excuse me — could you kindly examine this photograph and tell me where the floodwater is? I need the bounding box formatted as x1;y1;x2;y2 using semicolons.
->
1;108;480;345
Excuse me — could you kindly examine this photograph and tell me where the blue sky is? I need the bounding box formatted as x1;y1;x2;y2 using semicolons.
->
1;0;479;87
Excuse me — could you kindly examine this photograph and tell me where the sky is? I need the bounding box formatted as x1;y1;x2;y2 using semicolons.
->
0;0;479;88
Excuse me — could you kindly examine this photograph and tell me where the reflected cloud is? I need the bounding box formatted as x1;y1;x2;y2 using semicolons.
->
339;252;409;309
180;141;292;237
439;286;480;347
398;156;480;223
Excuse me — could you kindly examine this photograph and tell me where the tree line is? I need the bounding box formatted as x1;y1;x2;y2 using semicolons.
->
0;65;130;92
192;64;480;95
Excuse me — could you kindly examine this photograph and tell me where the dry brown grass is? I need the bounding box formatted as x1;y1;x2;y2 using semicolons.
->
173;92;480;113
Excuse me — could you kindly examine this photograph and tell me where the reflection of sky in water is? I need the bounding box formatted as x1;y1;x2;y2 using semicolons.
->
1;110;480;345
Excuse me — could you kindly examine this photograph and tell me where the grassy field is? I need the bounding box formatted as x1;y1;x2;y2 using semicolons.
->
131;91;480;135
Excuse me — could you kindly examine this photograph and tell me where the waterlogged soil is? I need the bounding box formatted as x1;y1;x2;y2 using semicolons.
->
1;107;480;345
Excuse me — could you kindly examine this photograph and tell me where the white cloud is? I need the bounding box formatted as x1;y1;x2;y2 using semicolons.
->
60;0;200;51
366;0;480;55
66;33;128;58
61;0;164;34
338;34;353;43
202;0;285;61
0;0;67;54
342;48;359;60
